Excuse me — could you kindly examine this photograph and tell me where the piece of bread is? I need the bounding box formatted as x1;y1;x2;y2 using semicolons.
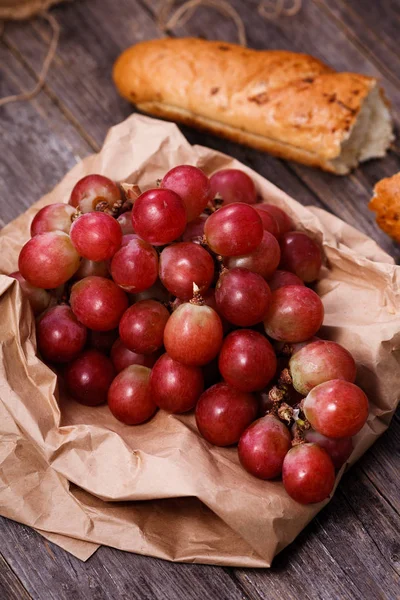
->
113;38;393;175
369;172;400;242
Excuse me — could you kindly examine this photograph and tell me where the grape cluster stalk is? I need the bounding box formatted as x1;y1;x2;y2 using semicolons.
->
12;166;369;505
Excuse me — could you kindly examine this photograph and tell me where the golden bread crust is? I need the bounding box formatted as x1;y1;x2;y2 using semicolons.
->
113;38;383;173
369;173;400;242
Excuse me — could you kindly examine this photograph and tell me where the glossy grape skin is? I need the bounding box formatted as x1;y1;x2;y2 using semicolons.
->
215;268;271;327
254;205;280;238
219;330;277;392
209;169;257;205
304;430;353;469
132;188;187;246
267;270;304;291
70;276;128;331
117;211;135;234
19;231;80;289
130;279;171;305
182;214;207;243
30;203;76;236
73;258;110;280
69;174;121;213
88;328;119;354
195;382;258;446
119;300;170;354
111;238;158;293
108;365;157;425
264;285;324;342
238;415;291;479
164;302;223;366
303;380;369;438
65;349;116;406
204;203;263;256
280;231;322;282
37;305;87;363
289;340;356;395
111;338;159;372
70;212;122;261
159;242;214;300
9;271;52;315
150;353;204;413
226;231;280;280
282;443;335;504
258;204;292;237
121;233;140;247
161;165;211;221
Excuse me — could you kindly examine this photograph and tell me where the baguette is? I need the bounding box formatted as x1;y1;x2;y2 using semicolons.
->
113;38;393;174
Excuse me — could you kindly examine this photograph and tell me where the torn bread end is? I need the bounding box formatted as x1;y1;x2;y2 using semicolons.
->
330;86;394;175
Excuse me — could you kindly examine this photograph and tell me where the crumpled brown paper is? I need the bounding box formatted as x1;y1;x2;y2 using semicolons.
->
0;114;399;567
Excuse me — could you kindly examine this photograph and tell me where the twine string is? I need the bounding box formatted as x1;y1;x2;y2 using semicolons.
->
158;0;247;46
0;10;60;107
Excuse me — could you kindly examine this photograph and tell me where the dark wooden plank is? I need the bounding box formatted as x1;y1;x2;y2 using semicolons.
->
0;554;32;600
0;518;251;600
315;0;400;85
140;0;400;261
1;0;324;217
0;43;93;224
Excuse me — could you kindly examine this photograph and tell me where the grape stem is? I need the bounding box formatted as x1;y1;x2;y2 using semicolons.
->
190;283;205;306
291;418;311;446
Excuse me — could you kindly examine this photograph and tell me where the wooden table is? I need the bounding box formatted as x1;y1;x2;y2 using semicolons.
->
1;1;399;598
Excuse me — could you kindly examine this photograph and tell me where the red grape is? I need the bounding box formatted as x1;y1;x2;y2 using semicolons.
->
150;353;204;413
70;276;128;331
164;301;223;366
280;231;322;282
70;212;122;261
65;349;115;406
268;270;304;291
215;268;271;326
37;305;87;363
258;204;292;237
161;165;211;221
304;429;353;469
289;340;356;395
226;231;280;280
182;214;207;243
111;338;159;372
73;258;110;280
111;238;158;293
254;205;280;238
69;174;121;213
303;380;369;438
88;328;119;353
209;169;257;205
9;271;51;315
121;233;140;247
108;365;157;425
195;382;258;446
238;415;291;479
30;203;76;236
119;300;169;354
282;443;335;504
132;188;186;245
159;242;214;300
219;330;277;392
204;203;263;256
130;279;171;304
19;231;80;289
264;285;324;342
117;211;135;234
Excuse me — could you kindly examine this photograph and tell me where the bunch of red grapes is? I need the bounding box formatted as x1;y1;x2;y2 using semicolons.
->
11;165;369;505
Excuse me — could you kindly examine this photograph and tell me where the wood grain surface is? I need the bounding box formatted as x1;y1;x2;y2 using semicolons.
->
1;1;399;599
